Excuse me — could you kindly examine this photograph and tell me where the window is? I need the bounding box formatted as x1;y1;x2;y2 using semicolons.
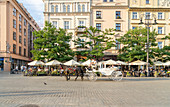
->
51;5;54;12
19;14;22;21
116;11;121;19
53;21;57;28
82;5;85;12
19;36;22;43
158;42;163;49
132;12;137;19
103;0;107;2
158;27;163;34
158;12;163;19
64;21;69;29
110;0;113;2
146;0;149;4
132;27;137;30
13;44;16;54
63;5;66;12
24;19;27;26
24;38;26;46
96;23;101;30
96;11;101;19
13;19;16;28
13;8;16;16
79;21;85;26
19;46;21;55
19;24;22;32
13;32;16;40
24;29;26;36
116;23;121;31
56;5;58;12
145;12;150;19
78;5;81;12
67;5;70;12
116;40;120;50
24;49;26;57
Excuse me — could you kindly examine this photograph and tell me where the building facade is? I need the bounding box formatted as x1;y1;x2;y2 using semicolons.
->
0;0;40;71
42;0;170;60
129;0;170;49
91;0;129;58
43;0;91;49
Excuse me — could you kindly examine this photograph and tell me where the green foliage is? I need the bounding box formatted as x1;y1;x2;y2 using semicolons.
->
117;27;158;62
73;26;115;60
31;21;74;62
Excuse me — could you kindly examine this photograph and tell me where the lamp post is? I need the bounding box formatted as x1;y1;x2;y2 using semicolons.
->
139;14;158;77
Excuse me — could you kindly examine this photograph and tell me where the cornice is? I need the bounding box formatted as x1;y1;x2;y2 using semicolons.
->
129;7;170;12
92;6;128;9
44;12;91;16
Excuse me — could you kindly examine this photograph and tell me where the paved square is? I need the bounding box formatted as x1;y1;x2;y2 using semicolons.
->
0;72;170;107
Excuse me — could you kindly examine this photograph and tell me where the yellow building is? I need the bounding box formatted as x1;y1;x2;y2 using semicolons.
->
91;0;129;58
129;0;170;48
0;0;40;71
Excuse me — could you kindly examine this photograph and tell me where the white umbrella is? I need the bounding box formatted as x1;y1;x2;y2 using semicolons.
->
45;60;62;66
105;59;118;65
82;59;91;66
129;60;147;65
163;61;170;66
116;60;127;65
28;60;44;66
154;61;164;66
64;59;80;66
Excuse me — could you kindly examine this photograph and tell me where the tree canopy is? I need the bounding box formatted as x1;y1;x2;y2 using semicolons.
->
117;27;158;63
31;21;74;62
73;26;115;61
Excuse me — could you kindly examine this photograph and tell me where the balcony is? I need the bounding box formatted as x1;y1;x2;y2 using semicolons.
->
96;16;102;19
76;26;86;33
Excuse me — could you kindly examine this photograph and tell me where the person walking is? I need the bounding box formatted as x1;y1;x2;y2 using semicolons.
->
65;66;70;81
21;65;24;72
75;66;84;81
15;65;18;74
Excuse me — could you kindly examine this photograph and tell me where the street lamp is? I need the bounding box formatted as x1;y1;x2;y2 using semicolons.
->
139;14;158;77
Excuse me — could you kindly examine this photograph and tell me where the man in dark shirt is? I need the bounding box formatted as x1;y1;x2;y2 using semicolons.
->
75;66;84;81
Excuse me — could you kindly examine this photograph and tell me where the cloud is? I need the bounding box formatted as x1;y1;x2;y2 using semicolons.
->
17;0;44;28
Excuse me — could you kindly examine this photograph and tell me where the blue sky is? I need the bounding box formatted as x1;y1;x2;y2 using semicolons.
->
17;0;44;28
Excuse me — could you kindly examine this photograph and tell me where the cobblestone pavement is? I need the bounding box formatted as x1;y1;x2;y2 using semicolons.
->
0;72;170;107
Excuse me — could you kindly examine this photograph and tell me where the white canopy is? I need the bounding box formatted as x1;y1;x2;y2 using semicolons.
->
129;60;147;65
163;61;170;66
104;59;118;65
45;60;62;66
28;60;44;66
116;60;127;65
64;59;80;66
82;59;91;66
154;61;164;66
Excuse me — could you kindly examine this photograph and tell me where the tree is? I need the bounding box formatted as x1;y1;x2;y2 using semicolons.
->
154;35;170;62
117;27;158;63
73;26;115;61
31;21;74;62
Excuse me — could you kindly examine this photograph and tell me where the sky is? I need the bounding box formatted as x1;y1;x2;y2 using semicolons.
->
17;0;44;28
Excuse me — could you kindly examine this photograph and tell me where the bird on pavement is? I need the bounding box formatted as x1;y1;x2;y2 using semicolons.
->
44;82;47;85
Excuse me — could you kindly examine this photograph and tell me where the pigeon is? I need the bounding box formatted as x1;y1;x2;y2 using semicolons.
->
44;82;47;85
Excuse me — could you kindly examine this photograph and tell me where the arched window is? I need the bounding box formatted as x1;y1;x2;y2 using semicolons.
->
63;5;66;12
55;5;58;12
82;4;85;12
51;5;54;12
67;5;70;12
78;4;81;12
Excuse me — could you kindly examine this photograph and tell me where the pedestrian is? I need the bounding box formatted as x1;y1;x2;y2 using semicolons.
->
15;65;18;74
65;66;70;81
21;65;24;72
75;66;84;81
